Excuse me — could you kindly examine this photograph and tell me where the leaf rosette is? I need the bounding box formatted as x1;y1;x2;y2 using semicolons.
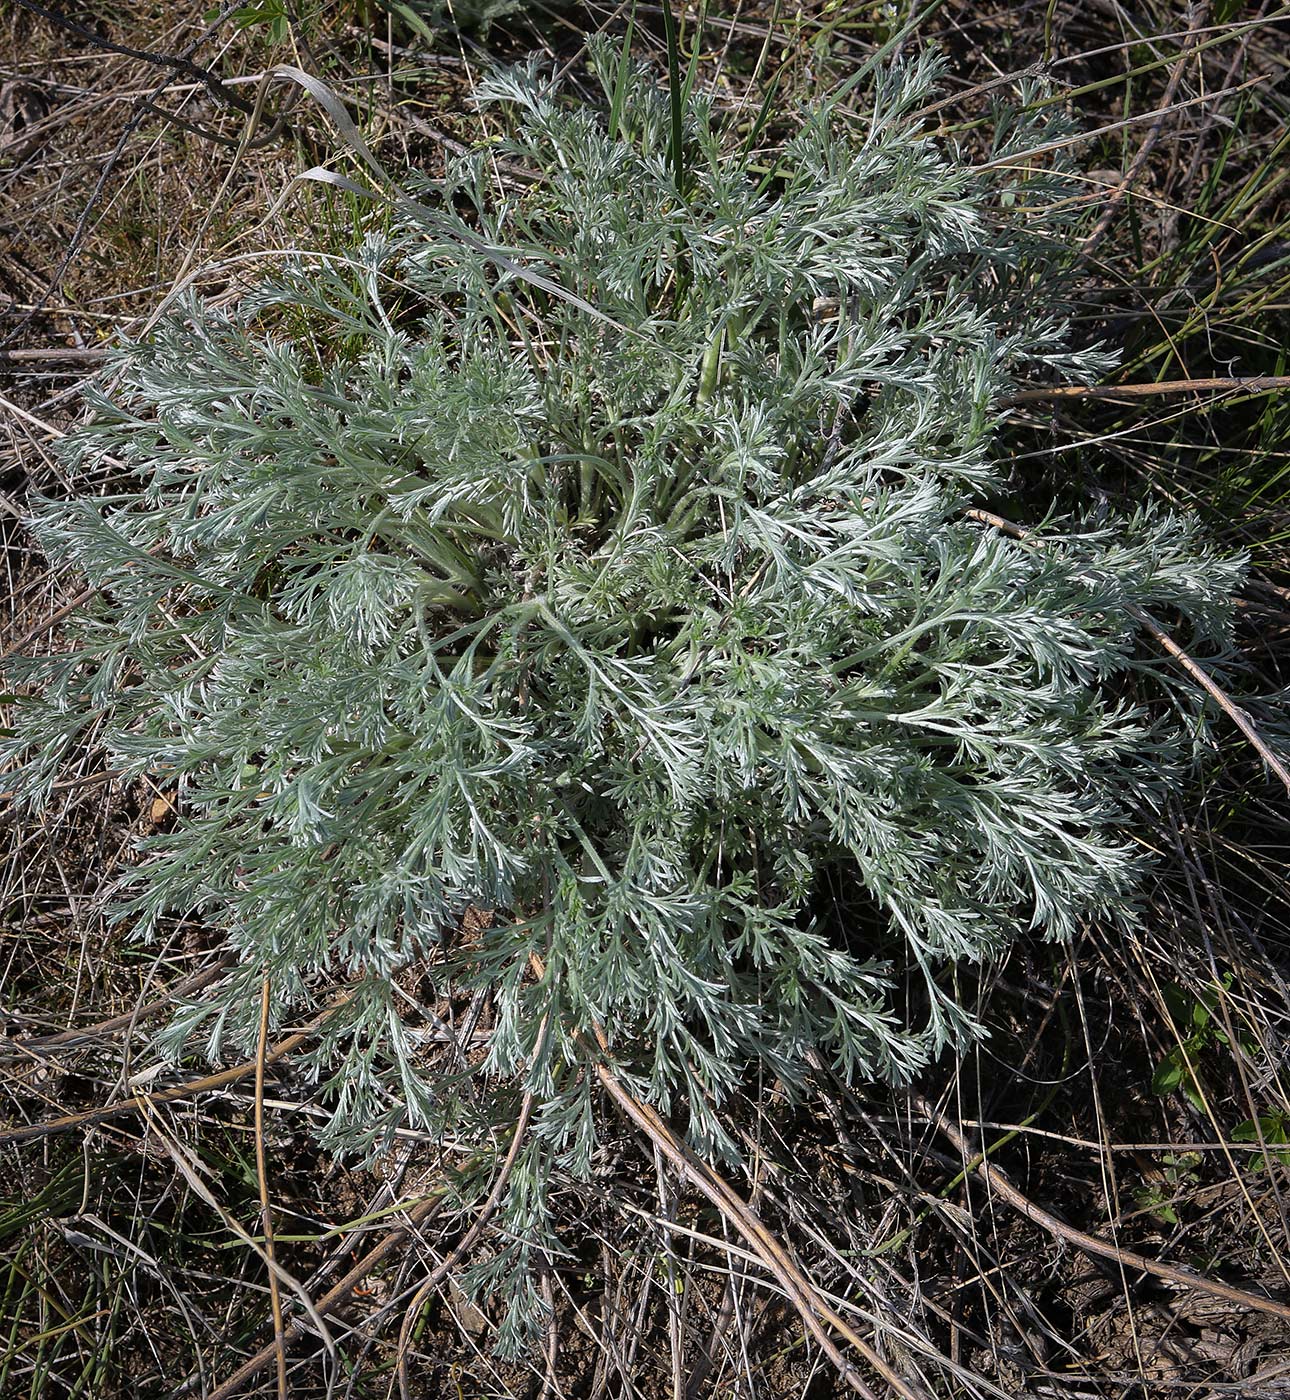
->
3;43;1241;1338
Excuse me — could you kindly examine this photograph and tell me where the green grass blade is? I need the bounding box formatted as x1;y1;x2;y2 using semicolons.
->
609;7;637;145
680;0;708;113
739;65;784;166
661;1;685;195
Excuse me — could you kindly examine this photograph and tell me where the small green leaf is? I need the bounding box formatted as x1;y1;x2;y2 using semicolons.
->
1163;984;1191;1026
1153;1053;1185;1095
1234;1113;1290;1145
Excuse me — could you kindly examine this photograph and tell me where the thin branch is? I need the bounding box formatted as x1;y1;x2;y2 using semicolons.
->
1002;374;1290;404
1;543;167;663
917;1093;1290;1326
254;972;288;1400
11;0;255;115
2;4;289;347
395;1055;545;1397
0;956;234;1063
0;347;108;363
0;987;352;1147
970;75;1265;172
1131;607;1290;795
207;1063;548;1400
594;1063;927;1400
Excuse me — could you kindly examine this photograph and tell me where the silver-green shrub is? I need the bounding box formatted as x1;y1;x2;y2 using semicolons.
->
5;44;1239;1341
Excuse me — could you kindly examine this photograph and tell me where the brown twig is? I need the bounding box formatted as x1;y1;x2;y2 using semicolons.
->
0;347;108;363
0;987;352;1147
2;5;292;348
254;972;288;1400
1002;374;1290;404
594;1065;926;1399
0;389;65;436
1;543;169;664
12;0;255;115
210;948;928;1400
971;75;1263;173
916;1093;1290;1326
1;956;232;1057
964;507;1290;796
205;1013;550;1400
1130;607;1290;795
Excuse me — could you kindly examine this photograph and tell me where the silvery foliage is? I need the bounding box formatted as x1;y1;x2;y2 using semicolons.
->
6;44;1240;1344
